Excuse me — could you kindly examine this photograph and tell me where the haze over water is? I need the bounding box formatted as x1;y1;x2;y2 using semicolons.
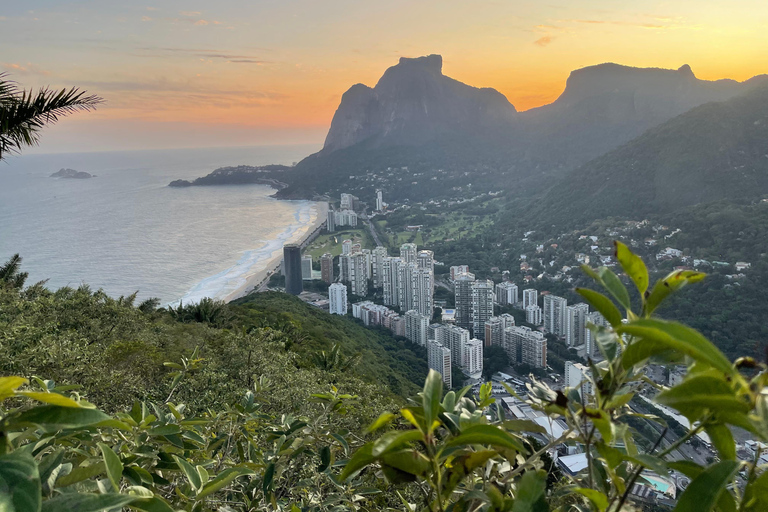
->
0;144;321;304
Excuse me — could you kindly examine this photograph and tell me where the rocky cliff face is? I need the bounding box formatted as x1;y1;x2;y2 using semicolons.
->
519;63;767;167
322;55;517;152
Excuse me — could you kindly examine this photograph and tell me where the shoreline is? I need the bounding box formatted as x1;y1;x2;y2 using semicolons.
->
222;200;328;303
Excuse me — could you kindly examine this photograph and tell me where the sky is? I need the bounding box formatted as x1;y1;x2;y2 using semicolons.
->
2;0;767;153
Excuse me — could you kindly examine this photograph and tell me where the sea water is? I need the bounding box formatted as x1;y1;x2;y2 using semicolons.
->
0;144;321;304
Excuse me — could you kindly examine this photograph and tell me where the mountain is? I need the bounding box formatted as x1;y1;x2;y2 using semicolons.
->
272;56;766;201
519;63;765;169
529;84;768;227
321;54;517;153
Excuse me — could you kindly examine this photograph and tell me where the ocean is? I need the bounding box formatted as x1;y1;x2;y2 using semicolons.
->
0;144;322;304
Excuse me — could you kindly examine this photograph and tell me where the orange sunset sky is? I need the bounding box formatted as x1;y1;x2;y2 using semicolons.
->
2;0;767;153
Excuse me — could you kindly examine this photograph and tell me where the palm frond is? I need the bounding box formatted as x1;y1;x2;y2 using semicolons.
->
0;74;103;159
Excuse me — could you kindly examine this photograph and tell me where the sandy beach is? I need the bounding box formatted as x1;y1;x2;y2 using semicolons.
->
222;200;328;302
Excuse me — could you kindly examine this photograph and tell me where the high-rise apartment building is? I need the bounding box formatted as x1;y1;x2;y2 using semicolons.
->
404;310;430;346
471;280;495;340
328;283;348;315
565;361;592;399
543;294;568;337
435;324;470;370
375;189;384;212
504;326;547;368
348;251;368;297
382;257;402;306
400;243;418;264
340;193;359;210
495;281;519;306
371;246;388;288
301;256;313;280
326;208;336;232
454;273;476;331
485;314;515;348
525;304;542;325
461;338;484;378
584;311;608;357
283;244;303;296
565;303;590;348
522;288;538;310
450;265;470;281
320;253;334;284
427;340;452;389
342;239;352;255
412;267;434;317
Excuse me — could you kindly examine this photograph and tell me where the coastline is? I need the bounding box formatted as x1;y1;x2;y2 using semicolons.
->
221;200;328;303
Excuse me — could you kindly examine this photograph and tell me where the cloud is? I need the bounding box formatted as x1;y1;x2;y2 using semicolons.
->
534;36;553;47
563;19;666;29
227;59;267;64
193;19;208;26
179;11;201;17
138;47;272;64
146;7;158;11
1;62;51;76
141;16;153;22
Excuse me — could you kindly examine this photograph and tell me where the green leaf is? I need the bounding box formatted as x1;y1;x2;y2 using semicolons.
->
573;487;609;512
371;430;423;457
365;412;395;434
503;419;547;434
262;462;275;496
618;319;734;376
674;460;739;512
55;462;105;488
0;451;41;512
195;467;254;501
583;266;631;311
318;446;332;472
422;369;443;433
128;496;176;512
512;469;548;512
11;405;110;431
41;493;136;512
0;376;27;401
646;269;706;316
339;443;375;482
656;375;748;421
447;424;527;453
575;288;623;327
705;423;736;461
743;470;768;511
146;425;182;436
378;449;431;477
614;241;649;297
97;443;123;492
172;455;201;492
17;392;82;408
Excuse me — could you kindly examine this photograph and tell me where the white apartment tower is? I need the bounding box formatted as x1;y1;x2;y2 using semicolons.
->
454;273;476;331
382;257;402;306
428;340;452;389
495;281;519;306
435;324;470;370
328;283;348;315
584;311;608;357
375;189;383;212
371;246;388;288
461;338;484;378
565;361;593;399
485;314;515;348
405;310;430;346
400;243;418;264
525;304;542;325
543;294;568;337
504;326;547;368
522;288;538;310
301;256;313;280
342;239;352;255
565;303;590;348
471;280;495;341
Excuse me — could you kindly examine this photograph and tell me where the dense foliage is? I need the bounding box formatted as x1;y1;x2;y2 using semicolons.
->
3;245;768;511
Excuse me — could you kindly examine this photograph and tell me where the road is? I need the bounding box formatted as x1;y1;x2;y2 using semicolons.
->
361;213;384;247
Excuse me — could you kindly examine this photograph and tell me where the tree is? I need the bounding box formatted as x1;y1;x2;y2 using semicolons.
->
482;344;509;380
0;253;27;289
0;73;102;160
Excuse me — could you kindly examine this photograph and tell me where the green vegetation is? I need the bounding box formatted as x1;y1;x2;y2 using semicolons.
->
4;244;768;511
303;228;375;260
